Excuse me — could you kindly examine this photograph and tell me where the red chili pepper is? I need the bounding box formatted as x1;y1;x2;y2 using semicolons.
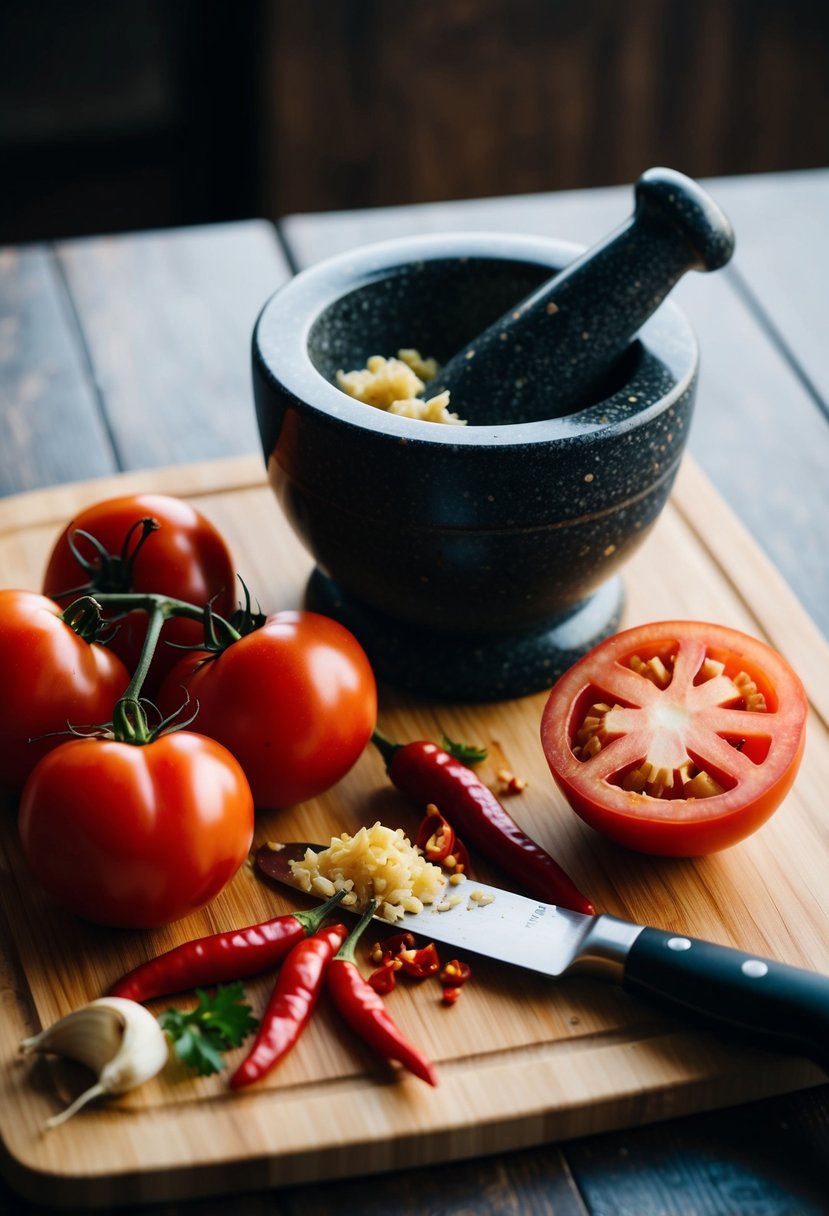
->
373;931;416;962
370;932;440;978
109;890;348;1002
439;959;472;987
399;942;441;979
416;808;453;861
373;732;595;916
415;803;471;874
367;962;398;994
229;922;347;1090
441;985;463;1006
327;901;438;1087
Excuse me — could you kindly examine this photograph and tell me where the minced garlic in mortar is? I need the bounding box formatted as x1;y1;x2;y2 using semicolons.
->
336;348;466;426
288;822;445;923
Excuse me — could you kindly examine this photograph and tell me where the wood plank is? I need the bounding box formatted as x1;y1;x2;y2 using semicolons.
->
279;175;829;639
1;452;828;1208
0;245;118;493
567;1084;829;1216
54;221;291;472
705;169;829;415
280;187;629;269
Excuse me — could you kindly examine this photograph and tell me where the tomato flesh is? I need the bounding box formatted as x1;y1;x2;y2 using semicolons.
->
540;621;808;855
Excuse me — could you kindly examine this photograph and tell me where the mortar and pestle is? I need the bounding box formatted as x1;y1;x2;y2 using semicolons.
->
252;168;735;700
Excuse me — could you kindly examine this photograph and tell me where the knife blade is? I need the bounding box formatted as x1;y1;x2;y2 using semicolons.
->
257;842;829;1069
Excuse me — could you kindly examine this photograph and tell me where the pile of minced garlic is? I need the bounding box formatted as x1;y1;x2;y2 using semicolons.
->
288;822;445;923
336;348;466;426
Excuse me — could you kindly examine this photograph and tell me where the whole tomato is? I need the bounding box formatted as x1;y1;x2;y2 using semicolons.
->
0;590;129;795
18;730;254;927
158;611;377;809
42;493;236;693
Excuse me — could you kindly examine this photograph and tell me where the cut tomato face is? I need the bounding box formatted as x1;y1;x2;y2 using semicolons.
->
540;621;808;856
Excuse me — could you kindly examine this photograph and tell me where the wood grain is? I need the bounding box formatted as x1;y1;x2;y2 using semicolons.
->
54;222;290;471
0;246;117;493
0;451;827;1208
705;169;829;415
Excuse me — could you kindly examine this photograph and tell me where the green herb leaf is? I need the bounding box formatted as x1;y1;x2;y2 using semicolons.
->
442;735;488;765
159;982;258;1077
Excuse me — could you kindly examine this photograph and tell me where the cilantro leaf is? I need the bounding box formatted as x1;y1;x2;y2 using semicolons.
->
159;982;258;1077
442;735;488;765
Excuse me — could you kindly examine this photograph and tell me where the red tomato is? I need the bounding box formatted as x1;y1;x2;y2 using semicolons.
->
18;731;254;927
158;611;377;809
42;494;236;693
540;621;808;856
0;590;130;795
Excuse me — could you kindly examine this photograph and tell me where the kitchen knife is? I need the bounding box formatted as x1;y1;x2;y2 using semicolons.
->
257;842;829;1069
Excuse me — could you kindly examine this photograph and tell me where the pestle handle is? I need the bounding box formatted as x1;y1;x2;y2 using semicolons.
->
633;166;735;273
431;167;735;424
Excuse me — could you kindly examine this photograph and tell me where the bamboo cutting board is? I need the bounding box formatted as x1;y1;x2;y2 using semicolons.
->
0;454;827;1209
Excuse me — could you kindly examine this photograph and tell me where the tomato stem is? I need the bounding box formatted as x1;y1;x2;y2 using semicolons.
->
59;594;109;643
60;591;242;743
111;695;153;744
120;598;169;709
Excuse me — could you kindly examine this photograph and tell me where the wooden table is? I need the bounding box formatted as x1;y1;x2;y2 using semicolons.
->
2;170;829;1214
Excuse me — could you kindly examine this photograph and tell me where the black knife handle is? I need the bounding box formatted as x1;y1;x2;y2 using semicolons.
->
623;927;829;1069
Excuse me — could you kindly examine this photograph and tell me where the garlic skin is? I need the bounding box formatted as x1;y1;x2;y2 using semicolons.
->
20;996;169;1128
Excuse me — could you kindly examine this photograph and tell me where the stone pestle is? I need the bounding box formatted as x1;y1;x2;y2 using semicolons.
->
428;167;735;425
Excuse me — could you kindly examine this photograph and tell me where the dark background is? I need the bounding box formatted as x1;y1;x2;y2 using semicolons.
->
1;0;828;244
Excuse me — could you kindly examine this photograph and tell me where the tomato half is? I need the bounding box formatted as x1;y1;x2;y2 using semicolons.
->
42;494;236;692
157;610;377;809
18;731;254;927
540;621;808;856
0;590;130;795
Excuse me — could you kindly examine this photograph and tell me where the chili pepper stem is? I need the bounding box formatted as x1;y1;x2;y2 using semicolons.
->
370;730;401;772
292;888;348;935
334;899;378;964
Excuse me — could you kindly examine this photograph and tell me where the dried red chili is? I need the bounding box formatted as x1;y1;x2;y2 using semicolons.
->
327;901;438;1087
109;889;347;1002
373;731;595;915
229;922;347;1089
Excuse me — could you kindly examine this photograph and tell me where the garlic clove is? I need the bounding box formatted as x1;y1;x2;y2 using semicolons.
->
20;996;169;1128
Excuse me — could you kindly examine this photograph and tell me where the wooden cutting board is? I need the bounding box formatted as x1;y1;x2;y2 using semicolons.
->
1;454;827;1209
